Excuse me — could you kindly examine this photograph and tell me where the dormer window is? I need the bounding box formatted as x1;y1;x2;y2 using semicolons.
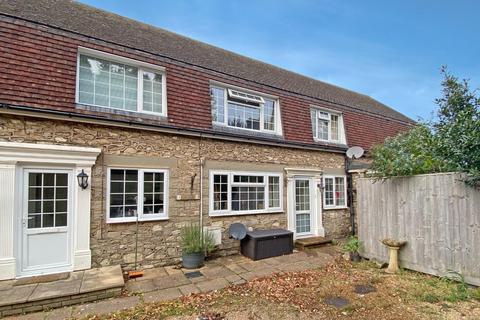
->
211;84;281;135
311;107;346;144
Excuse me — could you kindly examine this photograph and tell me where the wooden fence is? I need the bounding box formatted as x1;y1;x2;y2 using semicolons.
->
357;172;480;285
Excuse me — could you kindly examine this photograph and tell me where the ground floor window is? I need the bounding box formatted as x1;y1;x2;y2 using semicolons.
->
209;171;283;216
323;175;346;208
107;168;169;222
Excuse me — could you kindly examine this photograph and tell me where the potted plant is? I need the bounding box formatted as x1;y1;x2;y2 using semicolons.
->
180;223;215;269
343;236;361;262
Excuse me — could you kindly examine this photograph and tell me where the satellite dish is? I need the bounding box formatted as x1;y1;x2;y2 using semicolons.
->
346;146;364;159
229;223;247;240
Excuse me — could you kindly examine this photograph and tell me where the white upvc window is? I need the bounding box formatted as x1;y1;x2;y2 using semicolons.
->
210;84;282;135
107;168;169;223
311;108;346;144
323;175;347;209
76;48;167;116
209;170;283;216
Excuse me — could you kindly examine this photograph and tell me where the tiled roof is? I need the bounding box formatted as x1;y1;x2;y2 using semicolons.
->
0;0;413;124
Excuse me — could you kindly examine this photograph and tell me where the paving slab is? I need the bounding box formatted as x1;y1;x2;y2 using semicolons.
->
143;287;182;303
73;296;140;318
224;263;248;274
28;279;82;302
164;266;183;275
178;284;200;295
195;278;229;293
237;261;270;272
0;284;37;306
224;274;242;283
80;265;124;293
201;265;235;279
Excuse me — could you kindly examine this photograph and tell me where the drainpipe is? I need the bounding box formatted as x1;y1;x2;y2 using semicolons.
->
345;156;356;236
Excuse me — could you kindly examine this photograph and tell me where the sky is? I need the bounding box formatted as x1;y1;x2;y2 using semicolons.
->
79;0;480;121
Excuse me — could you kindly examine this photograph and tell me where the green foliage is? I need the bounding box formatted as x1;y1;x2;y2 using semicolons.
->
343;236;361;253
180;223;215;254
370;67;480;187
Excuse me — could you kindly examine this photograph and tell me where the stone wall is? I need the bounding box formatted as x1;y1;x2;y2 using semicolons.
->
0;114;350;269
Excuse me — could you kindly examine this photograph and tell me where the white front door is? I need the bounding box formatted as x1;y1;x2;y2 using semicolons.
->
20;169;73;277
286;170;325;239
293;177;315;238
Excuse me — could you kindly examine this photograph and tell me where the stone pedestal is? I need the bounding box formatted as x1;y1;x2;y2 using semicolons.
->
385;246;400;274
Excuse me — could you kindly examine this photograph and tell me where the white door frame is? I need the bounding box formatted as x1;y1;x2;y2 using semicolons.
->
286;168;325;239
0;142;101;280
18;167;74;277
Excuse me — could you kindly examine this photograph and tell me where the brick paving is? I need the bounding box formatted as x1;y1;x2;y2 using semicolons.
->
5;246;338;320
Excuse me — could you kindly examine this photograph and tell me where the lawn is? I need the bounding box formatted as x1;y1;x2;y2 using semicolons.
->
83;258;480;320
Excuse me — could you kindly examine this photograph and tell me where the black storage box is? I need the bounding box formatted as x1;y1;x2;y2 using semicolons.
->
240;229;294;261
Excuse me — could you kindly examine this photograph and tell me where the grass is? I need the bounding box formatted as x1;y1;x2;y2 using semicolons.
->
82;258;480;320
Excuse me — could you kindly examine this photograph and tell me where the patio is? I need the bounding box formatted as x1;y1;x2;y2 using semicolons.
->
4;246;339;319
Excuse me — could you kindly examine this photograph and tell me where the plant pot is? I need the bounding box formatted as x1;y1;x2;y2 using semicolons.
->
182;252;205;269
350;251;361;262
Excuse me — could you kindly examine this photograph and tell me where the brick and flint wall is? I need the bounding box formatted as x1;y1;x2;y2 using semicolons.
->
0;114;350;269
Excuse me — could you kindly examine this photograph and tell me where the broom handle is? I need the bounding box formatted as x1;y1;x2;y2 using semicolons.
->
134;201;140;271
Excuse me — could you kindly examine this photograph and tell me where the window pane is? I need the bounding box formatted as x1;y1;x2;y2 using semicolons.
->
318;119;329;140
335;177;345;206
213;174;228;211
311;109;317;139
227;102;260;130
78;55;138;111
330;114;339;141
109;169;139;219
296;213;311;233
142;72;163;114
142;171;165;215
263;99;275;131
26;172;69;229
232;186;265;211
211;87;225;123
324;178;334;206
295;179;310;211
268;176;280;208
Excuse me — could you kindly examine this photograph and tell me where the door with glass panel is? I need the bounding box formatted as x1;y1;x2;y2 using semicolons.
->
21;169;72;276
294;178;314;237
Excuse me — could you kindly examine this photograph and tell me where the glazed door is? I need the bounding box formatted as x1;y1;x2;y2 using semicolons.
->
20;169;73;276
293;177;315;237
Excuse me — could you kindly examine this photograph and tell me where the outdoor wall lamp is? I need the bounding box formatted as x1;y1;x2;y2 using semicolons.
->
77;169;89;190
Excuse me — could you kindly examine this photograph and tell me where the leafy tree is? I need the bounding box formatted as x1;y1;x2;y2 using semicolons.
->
370;68;480;187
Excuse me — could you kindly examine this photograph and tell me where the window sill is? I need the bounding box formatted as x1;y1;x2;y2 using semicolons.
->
107;216;169;224
76;103;167;120
212;123;283;138
209;210;284;217
323;206;348;211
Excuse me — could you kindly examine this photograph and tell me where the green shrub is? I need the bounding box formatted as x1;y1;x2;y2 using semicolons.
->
343;236;361;253
180;223;216;254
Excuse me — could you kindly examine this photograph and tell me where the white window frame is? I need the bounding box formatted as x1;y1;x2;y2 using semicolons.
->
311;107;346;144
322;175;347;209
209;170;283;216
106;168;169;223
210;82;282;136
76;47;167;117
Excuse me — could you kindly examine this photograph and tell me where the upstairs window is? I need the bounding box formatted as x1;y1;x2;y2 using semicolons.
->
211;85;281;135
77;49;166;116
210;171;283;216
311;108;345;144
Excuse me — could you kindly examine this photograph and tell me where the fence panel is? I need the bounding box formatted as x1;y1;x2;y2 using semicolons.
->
358;172;480;285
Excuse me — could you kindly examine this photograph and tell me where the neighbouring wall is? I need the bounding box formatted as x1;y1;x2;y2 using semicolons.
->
0;114;351;269
358;172;480;286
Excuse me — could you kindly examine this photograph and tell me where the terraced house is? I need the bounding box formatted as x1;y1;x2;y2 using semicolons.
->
0;0;412;280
